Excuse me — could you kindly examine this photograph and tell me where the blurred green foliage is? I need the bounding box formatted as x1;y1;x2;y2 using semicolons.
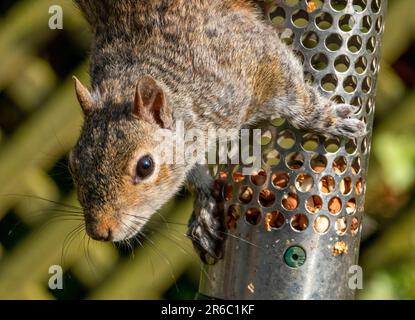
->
0;0;414;300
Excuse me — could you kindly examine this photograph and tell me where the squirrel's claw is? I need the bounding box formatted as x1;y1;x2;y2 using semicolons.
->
187;190;225;265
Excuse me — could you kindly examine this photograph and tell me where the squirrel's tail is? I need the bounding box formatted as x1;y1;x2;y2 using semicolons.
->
74;0;139;27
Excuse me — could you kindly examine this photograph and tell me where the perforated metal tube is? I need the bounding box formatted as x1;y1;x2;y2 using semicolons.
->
198;0;387;300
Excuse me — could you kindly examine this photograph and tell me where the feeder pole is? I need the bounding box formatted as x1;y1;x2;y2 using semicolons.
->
198;0;387;300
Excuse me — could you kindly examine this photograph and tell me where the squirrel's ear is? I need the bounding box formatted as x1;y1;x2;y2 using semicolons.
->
134;76;172;129
73;76;94;115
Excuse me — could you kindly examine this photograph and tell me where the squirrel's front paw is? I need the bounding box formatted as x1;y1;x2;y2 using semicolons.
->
187;189;225;264
326;104;367;138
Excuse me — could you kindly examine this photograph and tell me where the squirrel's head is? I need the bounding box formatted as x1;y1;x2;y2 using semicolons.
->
69;76;185;242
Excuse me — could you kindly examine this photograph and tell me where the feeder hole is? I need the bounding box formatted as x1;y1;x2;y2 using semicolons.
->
282;192;299;211
351;217;359;235
361;15;372;33
334;55;351;72
325;33;343;51
361;138;368;154
347;35;363;53
314;215;330;234
331;95;346;104
343;75;358;93
302;133;320;151
353;0;367;12
311;53;329;71
271;118;285;127
371;0;381;13
246;208;262;226
265;149;281;166
301;31;319;49
376;16;383;33
355;56;368;74
226;204;241;231
264;211;285;231
340;177;353;195
295;173;314;192
370;57;378;73
272;172;290;189
224;184;233;201
239;186;254;204
251;169;267;186
321;74;338;92
362;76;372;94
351;157;361;174
261;130;272;145
333;156;348;174
339;14;355;32
330;0;348;11
233;171;245;183
286;152;305;169
277;130;296;149
281;28;295;45
306;195;323;213
329;197;342;215
219;171;228;180
291;214;309;232
366;97;375;113
351;96;363;114
345;139;358;154
310;154;327;173
259;188;276;207
315;12;333;30
320;176;336;193
367;36;376;53
346;198;357;215
270;6;286;26
324;137;341;153
355;178;363;195
292;9;309;28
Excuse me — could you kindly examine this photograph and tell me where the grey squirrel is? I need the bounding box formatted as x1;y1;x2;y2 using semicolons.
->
69;0;366;263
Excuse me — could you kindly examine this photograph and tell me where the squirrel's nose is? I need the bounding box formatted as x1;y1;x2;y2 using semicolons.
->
90;227;113;242
85;217;114;242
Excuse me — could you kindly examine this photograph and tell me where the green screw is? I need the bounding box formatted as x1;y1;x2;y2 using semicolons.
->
284;246;306;268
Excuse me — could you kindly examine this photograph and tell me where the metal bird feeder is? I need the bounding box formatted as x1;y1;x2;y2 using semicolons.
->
198;0;387;300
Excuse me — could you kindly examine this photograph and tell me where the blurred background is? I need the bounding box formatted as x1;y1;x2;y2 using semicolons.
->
0;0;414;300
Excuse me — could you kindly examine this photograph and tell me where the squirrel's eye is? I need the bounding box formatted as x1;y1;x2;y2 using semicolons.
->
136;155;155;180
